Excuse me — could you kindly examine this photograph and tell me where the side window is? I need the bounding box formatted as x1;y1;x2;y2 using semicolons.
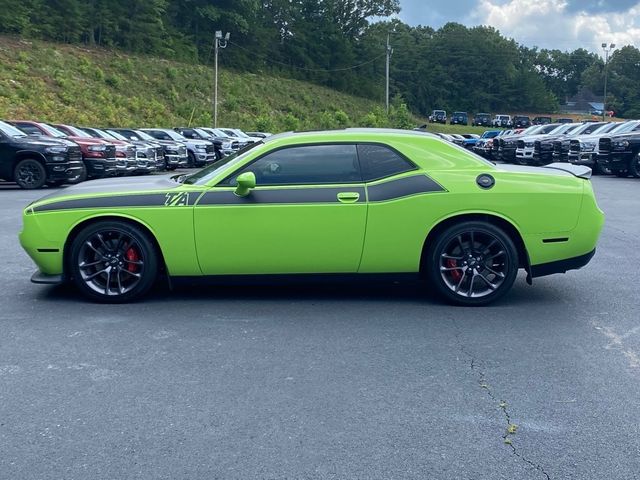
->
357;144;416;182
222;144;361;185
16;124;42;136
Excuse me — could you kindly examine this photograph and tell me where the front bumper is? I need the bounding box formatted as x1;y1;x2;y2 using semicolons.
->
85;157;117;178
568;152;596;167
165;153;189;167
598;151;632;170
500;146;517;162
515;147;534;162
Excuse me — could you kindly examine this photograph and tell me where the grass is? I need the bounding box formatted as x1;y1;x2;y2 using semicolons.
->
0;36;424;132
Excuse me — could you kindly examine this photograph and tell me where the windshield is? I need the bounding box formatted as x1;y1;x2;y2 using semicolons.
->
0;121;27;137
592;122;620;135
162;130;187;141
61;125;89;137
194;128;212;138
521;125;543;135
106;130;128;141
39;123;67;137
133;130;155;141
551;124;577;135
612;121;640;134
183;142;263;186
570;123;602;136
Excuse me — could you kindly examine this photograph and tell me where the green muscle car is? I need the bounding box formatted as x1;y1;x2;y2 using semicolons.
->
19;129;604;305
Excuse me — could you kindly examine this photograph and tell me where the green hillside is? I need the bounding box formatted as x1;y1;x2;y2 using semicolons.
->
0;36;426;132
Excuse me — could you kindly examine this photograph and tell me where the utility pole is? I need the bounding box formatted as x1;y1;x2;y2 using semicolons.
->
601;42;616;122
385;33;392;113
214;31;230;128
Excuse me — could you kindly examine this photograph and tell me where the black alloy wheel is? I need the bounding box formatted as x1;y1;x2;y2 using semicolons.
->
14;159;46;189
427;221;519;306
69;221;158;302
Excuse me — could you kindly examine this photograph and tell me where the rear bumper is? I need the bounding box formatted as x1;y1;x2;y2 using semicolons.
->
530;249;596;278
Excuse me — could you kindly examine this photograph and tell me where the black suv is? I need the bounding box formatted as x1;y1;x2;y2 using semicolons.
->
472;113;491;127
0;120;82;189
532;116;552;125
513;116;531;128
450;112;468;126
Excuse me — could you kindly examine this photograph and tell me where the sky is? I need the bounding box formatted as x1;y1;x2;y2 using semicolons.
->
397;0;640;54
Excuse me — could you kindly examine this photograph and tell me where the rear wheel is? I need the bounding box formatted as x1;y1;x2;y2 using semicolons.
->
14;159;46;189
69;221;158;303
425;221;519;306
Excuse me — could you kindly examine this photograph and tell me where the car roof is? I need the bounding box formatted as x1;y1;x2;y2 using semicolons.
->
264;128;441;144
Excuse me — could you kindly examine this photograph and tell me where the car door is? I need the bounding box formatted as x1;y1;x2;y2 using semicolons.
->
193;143;367;275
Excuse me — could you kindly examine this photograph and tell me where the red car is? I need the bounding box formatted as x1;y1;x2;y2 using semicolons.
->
55;124;136;176
10;121;118;180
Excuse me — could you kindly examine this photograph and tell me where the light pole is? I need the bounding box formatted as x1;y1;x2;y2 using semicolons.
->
385;32;394;113
214;31;230;128
601;42;616;121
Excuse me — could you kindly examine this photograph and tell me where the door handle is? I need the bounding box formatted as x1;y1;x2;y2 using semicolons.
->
337;192;360;203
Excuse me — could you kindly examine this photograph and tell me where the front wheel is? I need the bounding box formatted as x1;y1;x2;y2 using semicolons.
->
69;221;159;303
629;153;640;178
425;221;519;306
14;159;46;189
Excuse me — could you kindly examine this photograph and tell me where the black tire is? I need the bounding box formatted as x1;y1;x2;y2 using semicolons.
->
425;221;519;306
629;153;640;178
69;221;159;303
593;161;606;175
187;151;196;168
14;158;47;189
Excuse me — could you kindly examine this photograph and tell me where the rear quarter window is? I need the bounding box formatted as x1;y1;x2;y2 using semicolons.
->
357;144;417;182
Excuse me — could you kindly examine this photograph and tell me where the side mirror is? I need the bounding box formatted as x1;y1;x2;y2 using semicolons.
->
234;171;256;197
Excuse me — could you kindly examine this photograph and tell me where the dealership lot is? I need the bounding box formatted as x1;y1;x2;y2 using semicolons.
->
1;176;640;479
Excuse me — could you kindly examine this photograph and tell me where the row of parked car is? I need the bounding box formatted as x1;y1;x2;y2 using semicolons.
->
426;111;574;128
0;121;271;189
460;120;640;177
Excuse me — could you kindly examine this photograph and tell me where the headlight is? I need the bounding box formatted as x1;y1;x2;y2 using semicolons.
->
582;142;596;151
614;140;630;148
525;142;534;147
45;146;68;154
195;145;207;150
88;145;107;152
222;142;232;149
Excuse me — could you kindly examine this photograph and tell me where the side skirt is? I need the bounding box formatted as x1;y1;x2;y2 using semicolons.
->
170;273;422;287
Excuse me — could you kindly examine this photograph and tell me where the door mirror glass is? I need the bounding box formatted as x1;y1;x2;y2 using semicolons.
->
234;171;256;197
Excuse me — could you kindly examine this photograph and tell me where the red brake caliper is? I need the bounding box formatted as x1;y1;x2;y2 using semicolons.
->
446;258;462;282
125;247;139;273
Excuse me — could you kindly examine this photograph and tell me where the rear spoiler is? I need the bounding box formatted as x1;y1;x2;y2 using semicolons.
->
542;163;592;179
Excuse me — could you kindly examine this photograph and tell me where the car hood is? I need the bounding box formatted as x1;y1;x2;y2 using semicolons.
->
29;174;187;208
66;136;111;145
14;136;76;147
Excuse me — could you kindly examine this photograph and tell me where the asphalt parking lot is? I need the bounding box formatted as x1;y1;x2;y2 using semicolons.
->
1;176;639;480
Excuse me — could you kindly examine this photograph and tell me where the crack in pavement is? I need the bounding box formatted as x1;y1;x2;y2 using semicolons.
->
452;319;551;480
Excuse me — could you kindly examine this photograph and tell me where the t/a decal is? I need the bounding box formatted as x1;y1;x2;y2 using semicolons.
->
165;192;190;207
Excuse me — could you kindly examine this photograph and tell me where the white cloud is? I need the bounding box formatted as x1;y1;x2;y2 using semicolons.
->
472;0;640;54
